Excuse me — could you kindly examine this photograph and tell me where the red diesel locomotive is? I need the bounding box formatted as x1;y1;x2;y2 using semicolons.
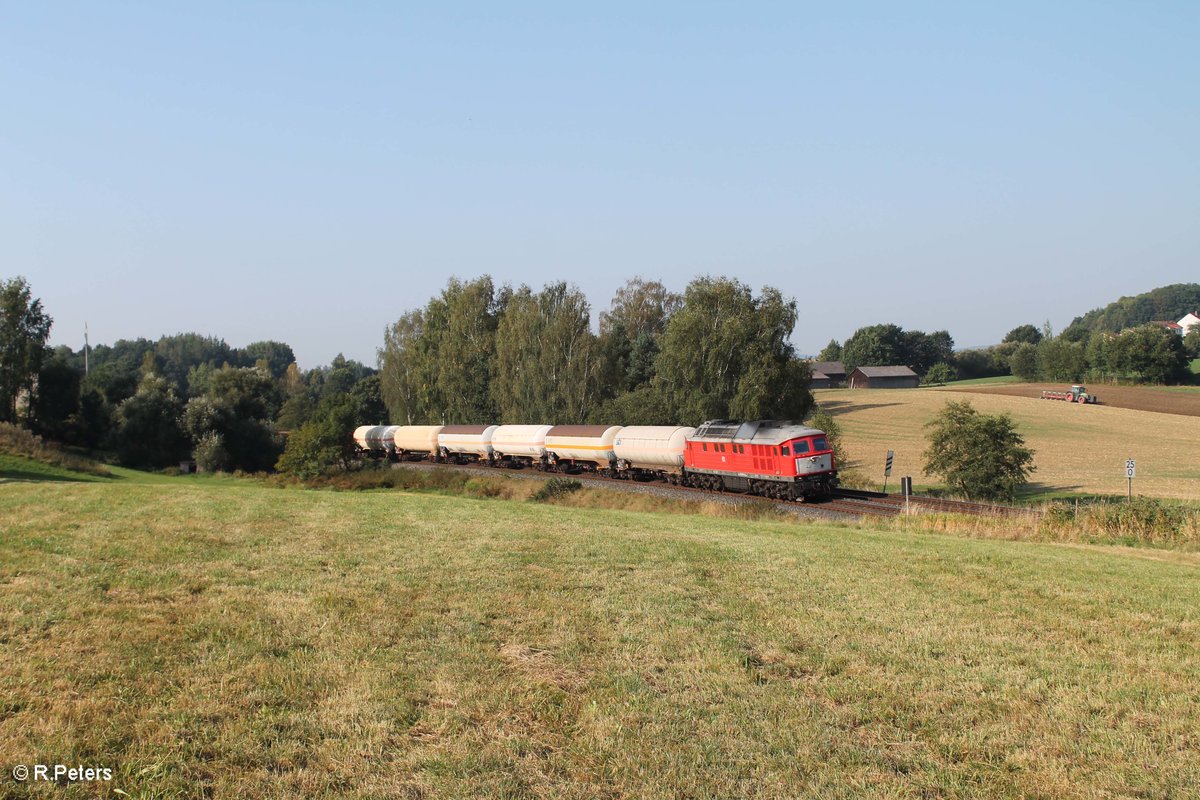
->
683;419;837;500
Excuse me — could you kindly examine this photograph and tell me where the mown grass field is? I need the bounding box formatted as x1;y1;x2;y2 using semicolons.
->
815;387;1200;500
2;473;1199;798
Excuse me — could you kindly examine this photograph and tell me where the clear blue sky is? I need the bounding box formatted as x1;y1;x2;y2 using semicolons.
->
3;2;1197;367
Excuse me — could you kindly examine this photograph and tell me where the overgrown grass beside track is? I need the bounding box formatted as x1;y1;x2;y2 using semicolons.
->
2;478;1198;798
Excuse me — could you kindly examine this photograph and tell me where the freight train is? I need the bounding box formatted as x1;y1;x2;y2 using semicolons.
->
352;419;838;501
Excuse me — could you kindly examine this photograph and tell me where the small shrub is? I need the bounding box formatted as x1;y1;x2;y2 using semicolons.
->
194;432;232;473
530;477;582;503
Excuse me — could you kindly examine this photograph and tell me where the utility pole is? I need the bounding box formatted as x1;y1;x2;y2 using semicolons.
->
84;322;90;376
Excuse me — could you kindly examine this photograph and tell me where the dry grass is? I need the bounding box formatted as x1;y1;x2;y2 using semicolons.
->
0;423;111;481
2;479;1199;798
815;388;1200;500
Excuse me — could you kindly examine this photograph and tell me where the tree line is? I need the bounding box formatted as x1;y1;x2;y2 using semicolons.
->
954;322;1194;385
820;316;1195;386
378;276;815;427
1;276;384;472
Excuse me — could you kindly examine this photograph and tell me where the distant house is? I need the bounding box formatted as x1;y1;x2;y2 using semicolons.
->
1178;312;1200;335
847;366;919;389
808;361;846;387
1151;320;1183;334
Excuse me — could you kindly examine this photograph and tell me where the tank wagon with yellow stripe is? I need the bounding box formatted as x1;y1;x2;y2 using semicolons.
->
544;425;622;471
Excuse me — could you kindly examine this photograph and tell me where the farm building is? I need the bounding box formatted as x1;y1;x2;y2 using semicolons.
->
1152;320;1183;333
847;366;919;389
808;361;846;388
1178;312;1200;334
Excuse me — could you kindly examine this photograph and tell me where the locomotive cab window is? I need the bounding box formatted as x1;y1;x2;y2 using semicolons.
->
794;440;811;455
780;445;790;455
811;436;828;452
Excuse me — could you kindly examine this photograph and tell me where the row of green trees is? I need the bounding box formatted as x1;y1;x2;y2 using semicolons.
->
817;324;955;378
973;323;1194;385
378;276;815;426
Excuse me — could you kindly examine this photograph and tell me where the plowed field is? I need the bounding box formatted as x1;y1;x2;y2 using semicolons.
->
944;383;1200;417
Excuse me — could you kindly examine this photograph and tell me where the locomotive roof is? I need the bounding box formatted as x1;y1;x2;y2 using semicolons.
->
691;419;825;446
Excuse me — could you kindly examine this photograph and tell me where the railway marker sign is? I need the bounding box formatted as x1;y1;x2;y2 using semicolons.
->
883;450;894;492
1125;459;1135;500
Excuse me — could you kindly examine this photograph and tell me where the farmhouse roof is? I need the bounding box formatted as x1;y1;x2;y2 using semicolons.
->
1152;320;1183;331
811;371;830;380
809;361;845;375
852;365;918;378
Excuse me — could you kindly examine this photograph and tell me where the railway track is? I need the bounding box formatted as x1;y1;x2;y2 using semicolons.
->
385;460;1028;521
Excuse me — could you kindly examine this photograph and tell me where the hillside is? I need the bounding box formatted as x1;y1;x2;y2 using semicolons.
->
2;479;1197;798
1061;283;1200;339
0;423;112;483
816;387;1200;499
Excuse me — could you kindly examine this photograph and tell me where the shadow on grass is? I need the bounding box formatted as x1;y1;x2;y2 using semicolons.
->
814;401;904;416
0;468;91;483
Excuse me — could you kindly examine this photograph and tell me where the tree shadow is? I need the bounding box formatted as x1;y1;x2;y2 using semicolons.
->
814;401;904;416
0;468;90;484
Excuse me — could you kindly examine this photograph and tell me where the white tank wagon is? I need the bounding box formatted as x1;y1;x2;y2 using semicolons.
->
438;424;499;463
491;424;554;468
613;426;695;481
544;425;623;472
392;425;445;461
354;425;401;457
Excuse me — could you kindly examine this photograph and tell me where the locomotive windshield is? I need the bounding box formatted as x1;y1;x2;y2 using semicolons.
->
811;436;828;452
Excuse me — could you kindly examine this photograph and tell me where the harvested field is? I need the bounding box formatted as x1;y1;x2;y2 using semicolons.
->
814;388;1200;500
944;382;1200;417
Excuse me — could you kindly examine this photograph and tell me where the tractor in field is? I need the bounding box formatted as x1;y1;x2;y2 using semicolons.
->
1040;385;1099;404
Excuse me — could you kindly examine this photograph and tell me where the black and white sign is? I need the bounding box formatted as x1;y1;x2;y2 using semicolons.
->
1125;459;1136;478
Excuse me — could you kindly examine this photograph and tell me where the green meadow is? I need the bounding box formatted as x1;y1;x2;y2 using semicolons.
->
2;467;1198;799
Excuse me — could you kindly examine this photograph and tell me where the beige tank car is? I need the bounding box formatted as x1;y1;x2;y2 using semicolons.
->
491;424;554;460
438;424;499;459
392;425;445;456
613;426;695;472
